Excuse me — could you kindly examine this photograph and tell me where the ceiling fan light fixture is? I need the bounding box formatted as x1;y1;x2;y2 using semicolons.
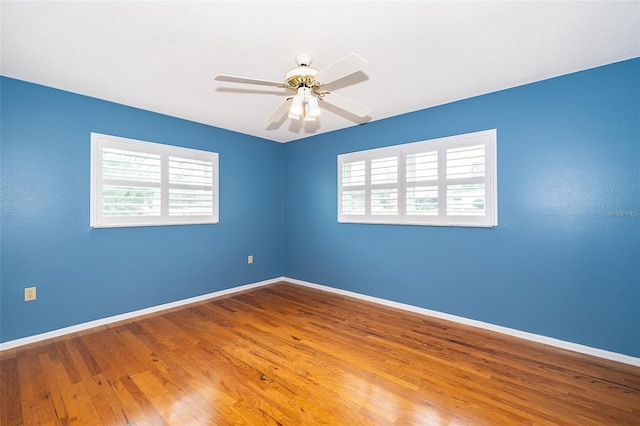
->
216;53;370;124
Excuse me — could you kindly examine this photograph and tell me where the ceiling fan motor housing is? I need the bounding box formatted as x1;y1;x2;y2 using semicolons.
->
285;67;320;91
285;54;321;91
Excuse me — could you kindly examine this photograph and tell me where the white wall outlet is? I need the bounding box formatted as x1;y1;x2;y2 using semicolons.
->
24;286;37;301
248;255;253;264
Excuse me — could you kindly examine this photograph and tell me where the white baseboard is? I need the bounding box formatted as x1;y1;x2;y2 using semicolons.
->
284;277;640;367
2;276;639;368
0;277;283;352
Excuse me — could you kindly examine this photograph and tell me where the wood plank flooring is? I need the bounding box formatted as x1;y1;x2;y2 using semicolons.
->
1;282;639;425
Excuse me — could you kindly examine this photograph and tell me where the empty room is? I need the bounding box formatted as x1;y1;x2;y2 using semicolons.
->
1;1;639;425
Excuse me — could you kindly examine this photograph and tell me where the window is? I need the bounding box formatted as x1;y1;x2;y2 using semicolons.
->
91;133;218;228
338;129;497;227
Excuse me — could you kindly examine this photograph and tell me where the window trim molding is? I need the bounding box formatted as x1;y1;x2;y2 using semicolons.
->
337;129;498;227
90;132;219;228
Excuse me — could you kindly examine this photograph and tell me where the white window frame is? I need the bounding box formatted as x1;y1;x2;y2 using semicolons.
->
90;133;219;228
338;129;497;227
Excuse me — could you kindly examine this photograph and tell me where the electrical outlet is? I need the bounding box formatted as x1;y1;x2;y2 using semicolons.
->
24;286;37;301
248;255;253;264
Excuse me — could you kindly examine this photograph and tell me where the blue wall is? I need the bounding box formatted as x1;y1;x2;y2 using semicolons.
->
1;77;284;342
284;58;640;357
2;59;639;358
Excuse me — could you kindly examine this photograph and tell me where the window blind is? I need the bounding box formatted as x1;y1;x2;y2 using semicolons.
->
91;133;219;228
338;129;497;227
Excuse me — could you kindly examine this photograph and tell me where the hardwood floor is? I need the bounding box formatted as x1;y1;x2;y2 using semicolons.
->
1;282;639;425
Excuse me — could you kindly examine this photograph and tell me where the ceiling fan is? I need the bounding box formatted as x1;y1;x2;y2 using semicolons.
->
215;53;371;123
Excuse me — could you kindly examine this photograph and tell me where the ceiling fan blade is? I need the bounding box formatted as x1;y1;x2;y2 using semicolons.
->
215;74;284;87
321;92;371;118
314;53;369;85
266;98;293;123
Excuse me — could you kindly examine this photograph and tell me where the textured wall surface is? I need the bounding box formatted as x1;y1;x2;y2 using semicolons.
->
1;77;285;342
284;59;640;357
2;59;638;357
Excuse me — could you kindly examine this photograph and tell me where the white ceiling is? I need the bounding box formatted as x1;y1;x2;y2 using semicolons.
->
2;1;639;143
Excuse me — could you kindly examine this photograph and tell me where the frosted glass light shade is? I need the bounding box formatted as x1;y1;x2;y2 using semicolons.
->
289;95;304;116
306;96;321;117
